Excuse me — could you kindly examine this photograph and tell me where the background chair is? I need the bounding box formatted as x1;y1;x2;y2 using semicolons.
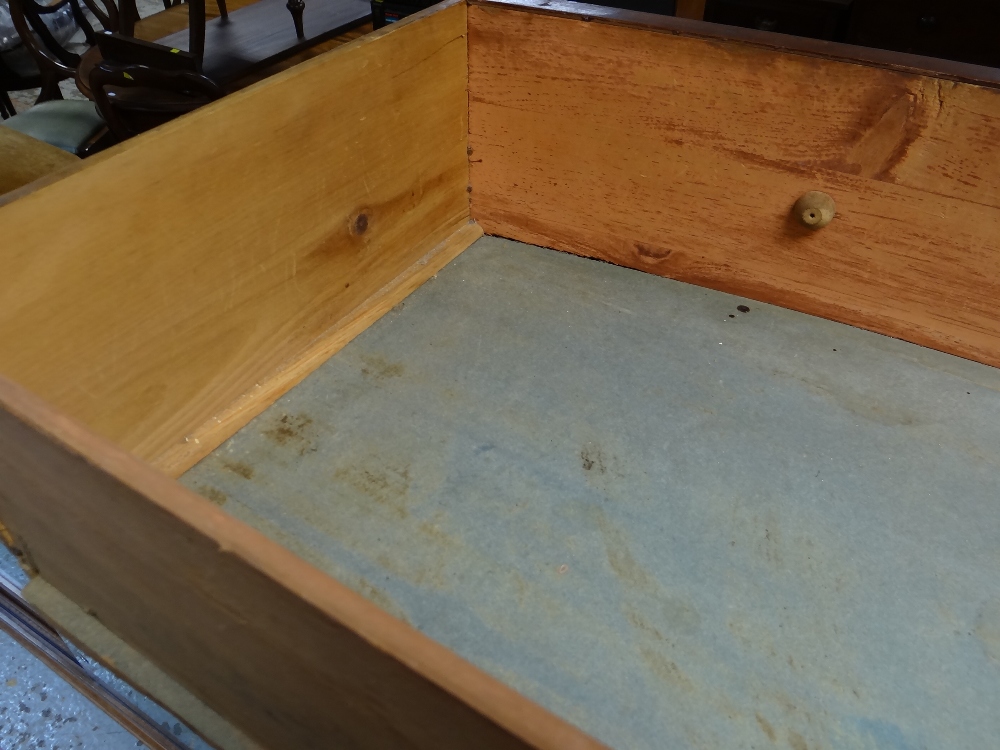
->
1;0;87;117
0;0;107;153
89;50;220;140
76;0;141;36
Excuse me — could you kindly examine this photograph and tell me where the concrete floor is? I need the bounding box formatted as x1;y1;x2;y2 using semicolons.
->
184;236;1000;750
0;546;212;750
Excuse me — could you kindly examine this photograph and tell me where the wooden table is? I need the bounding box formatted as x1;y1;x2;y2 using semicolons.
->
159;0;370;83
77;0;370;97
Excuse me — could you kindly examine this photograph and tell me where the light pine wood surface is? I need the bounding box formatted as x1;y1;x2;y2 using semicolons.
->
0;127;78;196
468;3;1000;369
153;220;484;476
0;0;471;465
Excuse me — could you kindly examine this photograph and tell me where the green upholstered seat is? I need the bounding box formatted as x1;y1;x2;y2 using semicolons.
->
1;100;105;155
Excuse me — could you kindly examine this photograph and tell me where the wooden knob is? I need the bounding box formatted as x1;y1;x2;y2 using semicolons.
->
793;191;836;229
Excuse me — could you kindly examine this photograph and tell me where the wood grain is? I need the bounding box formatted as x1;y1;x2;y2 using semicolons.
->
468;4;1000;369
0;375;605;750
0;0;470;464
153;220;484;477
0;127;78;196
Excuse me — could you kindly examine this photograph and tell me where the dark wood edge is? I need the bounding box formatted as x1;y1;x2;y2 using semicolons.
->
468;0;1000;89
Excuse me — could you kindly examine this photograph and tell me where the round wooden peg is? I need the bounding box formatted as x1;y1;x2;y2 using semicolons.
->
793;191;836;229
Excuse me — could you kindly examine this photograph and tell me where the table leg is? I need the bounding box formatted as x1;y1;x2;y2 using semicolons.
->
286;0;305;39
189;0;206;69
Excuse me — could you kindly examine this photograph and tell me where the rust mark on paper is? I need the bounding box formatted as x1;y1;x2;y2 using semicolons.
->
220;460;254;480
198;486;228;506
262;413;315;454
360;354;405;381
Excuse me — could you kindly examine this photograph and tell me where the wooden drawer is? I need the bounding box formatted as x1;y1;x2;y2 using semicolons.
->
849;0;1000;68
2;1;1000;748
704;0;851;39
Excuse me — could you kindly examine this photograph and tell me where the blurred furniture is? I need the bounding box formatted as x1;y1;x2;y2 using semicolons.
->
1;0;88;117
847;0;1000;68
80;0;368;92
704;0;851;39
219;19;369;87
77;0;142;36
150;0;368;83
89;38;220;138
371;0;429;28
74;0;257;99
0;107;78;194
7;0;91;95
80;0;369;142
1;97;104;152
2;0;108;151
83;0;365;83
79;0;368;92
1;63;18;116
3;0;367;149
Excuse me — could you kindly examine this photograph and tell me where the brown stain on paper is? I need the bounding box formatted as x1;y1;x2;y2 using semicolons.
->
198;486;228;506
360;354;405;381
334;463;413;521
975;598;1000;664
262;412;316;456
756;713;777;742
220;459;254;479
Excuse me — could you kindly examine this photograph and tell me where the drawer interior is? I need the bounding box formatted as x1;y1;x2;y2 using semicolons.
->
3;1;1000;747
183;235;1000;749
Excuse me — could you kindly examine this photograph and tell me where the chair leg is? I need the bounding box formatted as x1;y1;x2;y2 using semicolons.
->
119;0;140;34
37;77;65;103
217;0;227;19
286;0;304;38
1;90;16;119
